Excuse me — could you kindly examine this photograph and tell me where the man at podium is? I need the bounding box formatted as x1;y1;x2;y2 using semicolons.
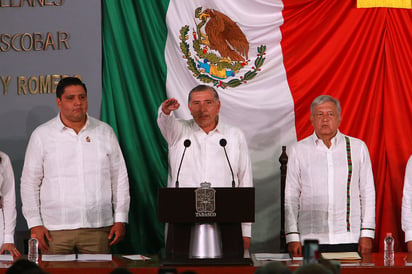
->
157;84;253;249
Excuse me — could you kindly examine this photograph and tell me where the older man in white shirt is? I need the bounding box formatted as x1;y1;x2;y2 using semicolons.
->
21;77;130;254
401;157;412;252
157;84;253;249
285;95;375;257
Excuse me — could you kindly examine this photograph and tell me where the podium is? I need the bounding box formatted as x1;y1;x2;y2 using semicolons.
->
158;186;255;265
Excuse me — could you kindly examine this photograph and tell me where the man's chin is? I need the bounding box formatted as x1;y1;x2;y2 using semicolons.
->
70;115;86;122
317;129;338;138
196;120;214;128
195;118;210;124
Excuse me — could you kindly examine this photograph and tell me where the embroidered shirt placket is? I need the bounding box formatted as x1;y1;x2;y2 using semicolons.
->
326;145;335;243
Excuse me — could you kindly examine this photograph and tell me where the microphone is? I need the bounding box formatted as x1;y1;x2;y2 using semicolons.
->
220;138;235;187
175;139;191;188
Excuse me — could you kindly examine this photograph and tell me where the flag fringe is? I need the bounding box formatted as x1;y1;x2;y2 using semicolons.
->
357;0;411;8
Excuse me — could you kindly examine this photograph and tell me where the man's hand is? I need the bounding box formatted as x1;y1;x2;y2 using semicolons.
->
108;222;126;246
30;225;51;253
358;237;373;254
407;241;412;253
0;243;21;258
288;241;302;257
161;98;180;115
243;237;251;250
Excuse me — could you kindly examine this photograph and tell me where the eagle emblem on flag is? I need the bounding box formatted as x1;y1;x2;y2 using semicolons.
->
179;7;266;89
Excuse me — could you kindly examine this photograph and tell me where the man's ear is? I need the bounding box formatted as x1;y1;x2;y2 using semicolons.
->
188;103;192;113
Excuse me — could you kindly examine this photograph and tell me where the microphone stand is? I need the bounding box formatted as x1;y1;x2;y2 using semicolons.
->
175;139;191;188
220;138;235;187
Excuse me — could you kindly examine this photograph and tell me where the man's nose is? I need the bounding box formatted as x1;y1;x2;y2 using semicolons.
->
322;115;330;121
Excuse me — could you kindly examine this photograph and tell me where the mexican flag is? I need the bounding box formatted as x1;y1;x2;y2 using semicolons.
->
164;0;295;252
102;0;412;253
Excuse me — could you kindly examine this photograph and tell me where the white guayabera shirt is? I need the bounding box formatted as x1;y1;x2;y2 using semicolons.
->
0;151;17;245
157;108;253;237
402;156;412;242
285;131;375;244
21;114;130;230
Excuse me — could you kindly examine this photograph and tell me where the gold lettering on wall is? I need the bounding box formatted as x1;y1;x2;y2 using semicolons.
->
28;76;38;94
16;74;81;95
0;31;70;52
0;0;64;7
39;75;51;93
58;31;69;49
18;77;28;95
1;76;11;95
51;74;61;93
20;33;32;51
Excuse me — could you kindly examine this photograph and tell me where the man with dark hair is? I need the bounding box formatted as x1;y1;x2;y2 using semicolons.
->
285;95;375;257
157;84;253;249
55;77;87;99
21;77;130;254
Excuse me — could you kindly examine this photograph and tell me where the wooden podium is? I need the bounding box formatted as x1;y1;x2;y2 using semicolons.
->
158;187;255;265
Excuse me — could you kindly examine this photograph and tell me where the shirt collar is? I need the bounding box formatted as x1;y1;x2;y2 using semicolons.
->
311;130;343;147
213;120;224;133
192;118;223;135
56;113;89;132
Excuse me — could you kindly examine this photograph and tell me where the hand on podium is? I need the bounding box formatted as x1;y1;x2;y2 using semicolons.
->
288;241;302;258
243;237;251;250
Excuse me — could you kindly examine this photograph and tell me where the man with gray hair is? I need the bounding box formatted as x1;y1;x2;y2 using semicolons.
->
157;84;253;249
285;95;375;257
